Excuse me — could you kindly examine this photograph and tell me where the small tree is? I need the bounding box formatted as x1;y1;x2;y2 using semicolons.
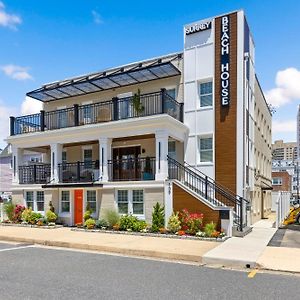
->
151;202;165;232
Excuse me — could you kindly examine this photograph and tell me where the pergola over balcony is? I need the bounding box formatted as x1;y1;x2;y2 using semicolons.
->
27;53;183;102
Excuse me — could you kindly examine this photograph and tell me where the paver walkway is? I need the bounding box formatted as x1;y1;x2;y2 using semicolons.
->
0;226;218;262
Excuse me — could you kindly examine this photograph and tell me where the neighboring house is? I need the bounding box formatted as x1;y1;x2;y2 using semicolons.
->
0;144;42;199
272;171;292;192
272;140;298;161
7;10;272;234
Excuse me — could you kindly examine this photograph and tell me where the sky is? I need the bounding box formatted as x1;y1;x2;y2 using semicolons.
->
0;0;300;149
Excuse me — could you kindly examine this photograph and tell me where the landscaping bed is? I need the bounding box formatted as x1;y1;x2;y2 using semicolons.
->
0;222;63;229
71;227;228;242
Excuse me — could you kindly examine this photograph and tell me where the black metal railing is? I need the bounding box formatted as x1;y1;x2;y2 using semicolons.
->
19;164;51;184
58;161;99;183
10;90;184;136
108;157;156;181
167;156;249;231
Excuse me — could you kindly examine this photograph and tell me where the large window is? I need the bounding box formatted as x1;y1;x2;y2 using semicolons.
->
25;191;34;209
36;191;44;212
83;149;93;168
87;190;97;212
25;191;44;212
61;191;70;213
199;81;213;107
198;137;213;163
116;190;144;216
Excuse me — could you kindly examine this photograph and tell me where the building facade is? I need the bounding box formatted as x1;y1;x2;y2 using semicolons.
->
272;171;292;193
272;140;298;161
7;10;272;233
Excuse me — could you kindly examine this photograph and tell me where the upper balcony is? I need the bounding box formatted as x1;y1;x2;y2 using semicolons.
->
10;90;183;136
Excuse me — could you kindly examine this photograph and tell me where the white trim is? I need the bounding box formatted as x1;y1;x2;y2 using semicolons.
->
84;188;98;219
58;189;71;217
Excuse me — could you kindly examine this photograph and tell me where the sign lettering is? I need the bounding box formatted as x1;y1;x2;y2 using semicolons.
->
185;21;211;35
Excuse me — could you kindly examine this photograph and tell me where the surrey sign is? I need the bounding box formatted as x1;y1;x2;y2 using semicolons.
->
185;21;211;35
220;15;230;106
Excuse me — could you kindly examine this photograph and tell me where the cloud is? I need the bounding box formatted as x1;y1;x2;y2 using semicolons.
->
272;120;296;134
21;96;43;115
0;1;22;30
1;64;33;81
92;10;103;24
265;68;300;108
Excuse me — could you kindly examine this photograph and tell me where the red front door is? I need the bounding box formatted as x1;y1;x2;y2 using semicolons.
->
74;189;83;224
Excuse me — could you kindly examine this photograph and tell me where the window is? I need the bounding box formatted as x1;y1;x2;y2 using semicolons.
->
117;190;128;214
36;191;44;212
168;141;176;160
199;81;213;107
62;151;67;170
116;190;144;216
198;137;213;163
61;191;70;213
132;190;144;215
83;149;93;168
87;190;96;212
272;177;282;185
58;109;67;128
25;191;34;209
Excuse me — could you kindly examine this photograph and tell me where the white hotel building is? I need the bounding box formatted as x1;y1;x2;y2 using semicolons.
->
7;10;272;234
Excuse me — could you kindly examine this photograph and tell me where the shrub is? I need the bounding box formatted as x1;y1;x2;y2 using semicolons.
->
83;210;92;221
84;218;96;229
179;209;204;235
13;205;25;223
177;230;186;236
49;201;55;213
204;222;216;237
119;215;147;232
21;209;42;224
31;212;43;224
46;210;57;223
4;202;15;221
95;218;108;229
104;209;120;227
132;220;147;232
151;202;164;232
167;212;181;234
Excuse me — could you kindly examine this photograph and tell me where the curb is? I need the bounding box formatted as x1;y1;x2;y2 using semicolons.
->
0;235;202;263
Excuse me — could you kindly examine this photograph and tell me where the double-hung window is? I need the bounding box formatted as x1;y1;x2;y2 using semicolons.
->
61;191;70;213
198;137;213;163
87;190;97;213
83;149;93;169
272;177;282;185
199;81;213;107
25;191;34;209
116;190;144;216
36;191;45;212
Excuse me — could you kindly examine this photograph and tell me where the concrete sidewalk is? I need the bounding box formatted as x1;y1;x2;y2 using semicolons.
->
0;226;218;262
202;217;277;268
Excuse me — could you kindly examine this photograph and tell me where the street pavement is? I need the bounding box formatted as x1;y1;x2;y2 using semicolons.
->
0;242;299;300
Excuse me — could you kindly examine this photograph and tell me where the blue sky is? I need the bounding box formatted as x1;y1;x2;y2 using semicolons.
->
0;0;299;149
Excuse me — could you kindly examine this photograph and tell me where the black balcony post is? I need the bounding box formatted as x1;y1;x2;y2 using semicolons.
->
112;97;118;120
77;161;81;182
205;176;208;199
33;165;37;183
180;103;184;122
160;88;166;113
239;197;243;232
40;110;45;131
74;104;79;126
10;116;15;136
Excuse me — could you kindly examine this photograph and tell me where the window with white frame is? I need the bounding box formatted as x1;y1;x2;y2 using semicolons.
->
25;191;34;209
168;141;176;160
117;190;128;214
83;148;93;168
61;191;70;213
116;190;144;216
199;81;213;107
198;136;213;163
87;190;96;212
36;191;44;212
272;177;282;185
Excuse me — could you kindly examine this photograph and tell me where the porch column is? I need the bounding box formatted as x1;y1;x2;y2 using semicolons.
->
155;130;169;181
12;145;23;184
99;137;112;182
50;143;62;183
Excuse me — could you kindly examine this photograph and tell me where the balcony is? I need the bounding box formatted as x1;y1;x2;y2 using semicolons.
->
10;90;183;136
19;164;51;184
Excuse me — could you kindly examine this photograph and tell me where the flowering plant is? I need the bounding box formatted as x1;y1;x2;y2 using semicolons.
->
179;209;204;235
177;230;186;236
13;205;25;223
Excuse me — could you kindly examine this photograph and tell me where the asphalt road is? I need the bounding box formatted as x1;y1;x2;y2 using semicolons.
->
0;242;299;300
268;228;300;248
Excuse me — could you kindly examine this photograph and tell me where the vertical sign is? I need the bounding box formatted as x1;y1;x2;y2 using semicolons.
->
220;15;230;106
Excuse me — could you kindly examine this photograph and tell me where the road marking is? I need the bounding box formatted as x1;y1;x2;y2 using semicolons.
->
248;270;258;278
0;245;34;252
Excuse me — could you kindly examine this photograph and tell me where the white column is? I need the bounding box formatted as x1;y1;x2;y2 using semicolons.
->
155;130;168;181
12;145;23;184
50;143;62;183
99;138;112;182
164;180;173;227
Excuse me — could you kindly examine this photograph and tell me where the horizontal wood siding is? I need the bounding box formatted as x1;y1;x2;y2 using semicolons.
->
173;183;220;229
